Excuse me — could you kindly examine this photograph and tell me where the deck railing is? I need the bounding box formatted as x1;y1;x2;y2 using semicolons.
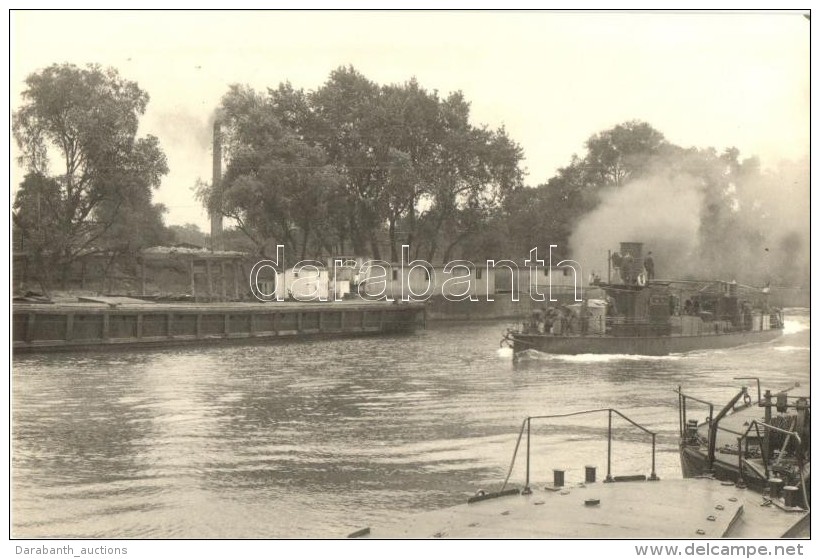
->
677;380;810;510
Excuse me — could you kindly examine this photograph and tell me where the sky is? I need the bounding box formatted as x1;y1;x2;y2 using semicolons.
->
10;10;810;230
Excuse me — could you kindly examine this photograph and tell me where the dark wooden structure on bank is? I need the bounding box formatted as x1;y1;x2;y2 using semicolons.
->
139;246;248;302
12;299;425;353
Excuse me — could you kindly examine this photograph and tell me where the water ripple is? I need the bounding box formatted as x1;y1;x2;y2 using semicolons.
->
12;313;810;538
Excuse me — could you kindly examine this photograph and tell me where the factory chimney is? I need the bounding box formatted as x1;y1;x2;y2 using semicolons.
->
210;119;224;251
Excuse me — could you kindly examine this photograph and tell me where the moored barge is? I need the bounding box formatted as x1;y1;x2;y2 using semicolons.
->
12;298;425;353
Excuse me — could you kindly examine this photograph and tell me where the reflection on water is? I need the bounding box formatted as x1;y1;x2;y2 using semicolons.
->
12;312;810;538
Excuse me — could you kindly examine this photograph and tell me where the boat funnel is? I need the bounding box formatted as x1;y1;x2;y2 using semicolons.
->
619;242;644;260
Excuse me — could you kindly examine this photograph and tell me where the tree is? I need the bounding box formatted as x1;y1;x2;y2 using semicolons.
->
501;121;667;257
13;63;168;289
199;84;344;260
207;68;526;263
309;66;390;257
306;68;526;261
168;223;210;247
423;122;524;262
506;119;807;287
679;147;776;283
584;120;667;187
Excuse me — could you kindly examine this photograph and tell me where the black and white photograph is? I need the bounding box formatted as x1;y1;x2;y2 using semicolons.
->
9;8;811;552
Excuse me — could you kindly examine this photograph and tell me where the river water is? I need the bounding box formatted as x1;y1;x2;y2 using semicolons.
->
11;310;810;539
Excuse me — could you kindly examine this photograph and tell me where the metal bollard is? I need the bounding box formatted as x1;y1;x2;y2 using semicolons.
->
768;477;784;499
783;486;801;508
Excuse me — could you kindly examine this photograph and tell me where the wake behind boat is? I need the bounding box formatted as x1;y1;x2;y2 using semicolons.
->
503;241;784;356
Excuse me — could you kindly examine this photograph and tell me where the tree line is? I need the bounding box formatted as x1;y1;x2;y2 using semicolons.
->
197;66;525;263
12;63;808;292
12;64;170;291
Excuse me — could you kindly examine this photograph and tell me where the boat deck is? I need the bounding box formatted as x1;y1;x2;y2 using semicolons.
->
695;397;808;480
353;478;808;539
699;405;766;465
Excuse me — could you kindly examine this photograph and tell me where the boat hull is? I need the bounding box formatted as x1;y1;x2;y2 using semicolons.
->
680;444;768;490
511;328;782;356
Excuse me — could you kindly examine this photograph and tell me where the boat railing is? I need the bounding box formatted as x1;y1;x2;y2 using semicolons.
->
677;376;771;440
734;376;762;403
678;379;808;443
677;381;809;509
499;408;659;496
607;316;652;324
676;388;720;442
678;385;752;465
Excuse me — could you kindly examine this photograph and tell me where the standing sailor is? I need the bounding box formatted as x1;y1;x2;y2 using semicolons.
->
611;251;623;283
644;251;655;280
621;252;634;284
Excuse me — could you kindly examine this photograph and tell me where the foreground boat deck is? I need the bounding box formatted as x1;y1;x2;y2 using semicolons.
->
353;478;808;539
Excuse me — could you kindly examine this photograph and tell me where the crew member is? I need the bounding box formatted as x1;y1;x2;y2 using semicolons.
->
621;252;634;284
580;298;590;335
611;252;623;282
644;251;655;280
544;308;555;334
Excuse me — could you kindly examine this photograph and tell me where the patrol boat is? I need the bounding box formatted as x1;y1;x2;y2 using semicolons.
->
503;242;783;356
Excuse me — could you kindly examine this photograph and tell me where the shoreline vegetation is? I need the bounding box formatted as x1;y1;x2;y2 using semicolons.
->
12;64;809;302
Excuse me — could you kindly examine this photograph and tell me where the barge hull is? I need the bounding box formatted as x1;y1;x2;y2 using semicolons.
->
12;301;425;353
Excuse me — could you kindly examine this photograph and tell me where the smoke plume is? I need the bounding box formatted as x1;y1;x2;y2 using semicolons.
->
569;174;704;281
569;156;809;287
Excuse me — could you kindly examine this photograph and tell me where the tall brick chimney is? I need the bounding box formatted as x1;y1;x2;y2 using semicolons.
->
210;119;224;251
